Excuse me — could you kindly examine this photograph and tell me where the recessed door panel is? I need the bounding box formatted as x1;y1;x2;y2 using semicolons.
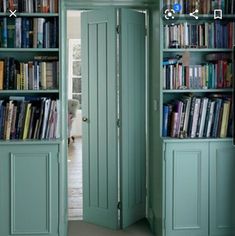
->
119;9;146;228
0;145;59;236
165;143;208;236
81;9;118;229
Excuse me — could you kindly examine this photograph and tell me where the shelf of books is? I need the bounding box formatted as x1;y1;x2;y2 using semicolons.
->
0;0;60;142
161;0;234;140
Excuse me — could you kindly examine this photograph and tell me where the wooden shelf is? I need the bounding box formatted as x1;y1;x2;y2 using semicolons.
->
0;48;59;52
163;48;233;52
0;13;59;17
162;89;233;93
0;139;62;145
162;137;233;143
0;90;59;94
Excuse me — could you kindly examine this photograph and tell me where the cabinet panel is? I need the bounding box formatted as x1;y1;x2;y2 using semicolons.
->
165;142;208;236
209;142;235;236
0;145;59;236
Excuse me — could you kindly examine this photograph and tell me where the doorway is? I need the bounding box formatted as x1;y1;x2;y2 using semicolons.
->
66;7;149;231
67;10;83;221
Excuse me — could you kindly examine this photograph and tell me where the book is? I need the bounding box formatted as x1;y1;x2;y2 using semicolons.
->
220;100;231;138
0;60;4;89
197;98;209;138
0;0;59;13
164;21;235;49
0;57;58;90
162;105;169;137
163;60;233;90
163;95;232;139
0;17;58;48
22;102;32;139
0;97;60;140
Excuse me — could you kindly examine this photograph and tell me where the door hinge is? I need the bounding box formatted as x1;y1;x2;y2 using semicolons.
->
116;25;120;34
164;218;166;229
145;27;148;36
117;201;122;210
117;119;121;128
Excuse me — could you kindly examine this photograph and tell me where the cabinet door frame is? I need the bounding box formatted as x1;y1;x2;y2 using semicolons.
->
209;141;235;236
0;144;59;236
165;142;209;236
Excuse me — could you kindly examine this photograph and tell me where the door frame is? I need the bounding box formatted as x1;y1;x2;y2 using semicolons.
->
61;1;150;234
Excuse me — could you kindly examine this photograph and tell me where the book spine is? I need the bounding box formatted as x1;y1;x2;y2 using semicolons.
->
220;101;230;138
212;99;222;138
206;101;215;138
170;112;179;138
162;105;169;137
190;98;201;138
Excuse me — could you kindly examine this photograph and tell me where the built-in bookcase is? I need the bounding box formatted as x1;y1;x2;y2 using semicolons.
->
161;0;234;140
149;2;235;235
0;0;60;141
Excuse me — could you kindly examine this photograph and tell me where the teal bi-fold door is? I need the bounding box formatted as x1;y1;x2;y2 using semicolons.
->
81;8;146;230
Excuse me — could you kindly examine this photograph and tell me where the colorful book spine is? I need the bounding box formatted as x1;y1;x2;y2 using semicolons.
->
163;95;232;139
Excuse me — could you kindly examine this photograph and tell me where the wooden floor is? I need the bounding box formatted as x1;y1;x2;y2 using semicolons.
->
68;219;153;236
68;137;83;220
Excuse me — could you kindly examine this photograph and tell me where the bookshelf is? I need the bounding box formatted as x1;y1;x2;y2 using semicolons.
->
0;5;60;141
161;10;234;140
148;1;235;235
0;1;61;235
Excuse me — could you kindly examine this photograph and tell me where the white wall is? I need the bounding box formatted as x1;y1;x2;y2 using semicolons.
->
67;11;82;137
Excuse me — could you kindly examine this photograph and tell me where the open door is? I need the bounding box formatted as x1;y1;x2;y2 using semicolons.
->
119;9;146;228
81;9;119;229
81;8;146;230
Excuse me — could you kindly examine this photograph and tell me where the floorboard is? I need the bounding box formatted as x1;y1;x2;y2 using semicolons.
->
68;219;153;236
68;137;83;220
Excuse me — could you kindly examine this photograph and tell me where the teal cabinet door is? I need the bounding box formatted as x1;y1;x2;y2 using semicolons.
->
209;142;235;236
0;144;59;236
165;142;209;236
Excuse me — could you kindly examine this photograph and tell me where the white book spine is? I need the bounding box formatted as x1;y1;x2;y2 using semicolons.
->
41;99;51;139
206;101;215;138
3;0;7;12
184;22;188;47
198;98;209;138
183;98;191;133
191;98;201;138
15;18;22;48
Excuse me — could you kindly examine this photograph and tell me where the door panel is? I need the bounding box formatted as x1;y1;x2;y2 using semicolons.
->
0;145;59;236
120;9;146;228
81;9;118;229
165;143;208;236
210;142;235;236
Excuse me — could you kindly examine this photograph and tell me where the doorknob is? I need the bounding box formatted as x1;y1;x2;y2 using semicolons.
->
82;117;88;122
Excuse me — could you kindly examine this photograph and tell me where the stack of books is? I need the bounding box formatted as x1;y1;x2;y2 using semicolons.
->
164;22;235;48
162;95;232;139
0;56;59;90
0;0;59;13
163;58;232;90
164;0;235;14
0;17;58;48
0;97;60;140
